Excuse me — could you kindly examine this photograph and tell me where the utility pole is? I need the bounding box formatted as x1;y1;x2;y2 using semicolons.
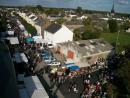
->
115;30;120;53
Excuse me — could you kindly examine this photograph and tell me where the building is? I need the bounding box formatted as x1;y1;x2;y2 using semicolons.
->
56;39;114;67
111;3;115;16
44;23;73;46
65;20;84;31
0;42;19;98
18;12;50;36
34;18;50;37
126;28;130;33
18;75;49;98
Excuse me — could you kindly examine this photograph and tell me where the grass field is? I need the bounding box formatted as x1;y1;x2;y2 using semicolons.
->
100;32;130;52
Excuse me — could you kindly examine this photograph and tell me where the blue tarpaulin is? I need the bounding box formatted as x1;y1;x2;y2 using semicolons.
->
68;65;80;71
66;64;80;71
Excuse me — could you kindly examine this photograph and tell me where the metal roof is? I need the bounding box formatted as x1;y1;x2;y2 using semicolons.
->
58;39;113;57
24;76;49;98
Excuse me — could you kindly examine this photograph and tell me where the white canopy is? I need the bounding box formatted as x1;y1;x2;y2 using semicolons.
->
7;30;14;36
6;37;19;45
33;36;44;43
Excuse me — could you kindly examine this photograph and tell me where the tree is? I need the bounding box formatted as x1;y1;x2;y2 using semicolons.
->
76;6;82;15
121;21;130;31
16;14;37;36
82;31;100;40
108;19;118;33
73;28;82;41
55;18;66;24
83;17;93;32
117;58;130;97
83;17;92;26
45;8;60;15
36;5;43;11
0;15;7;32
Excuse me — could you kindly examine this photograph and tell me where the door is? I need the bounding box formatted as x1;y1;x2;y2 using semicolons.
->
67;50;74;59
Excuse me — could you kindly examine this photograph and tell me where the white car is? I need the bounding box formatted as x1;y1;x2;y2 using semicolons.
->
47;44;54;49
44;57;56;63
47;61;61;66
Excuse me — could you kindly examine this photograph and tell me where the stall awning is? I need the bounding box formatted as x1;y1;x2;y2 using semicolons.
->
68;65;80;71
66;64;80;71
26;37;34;43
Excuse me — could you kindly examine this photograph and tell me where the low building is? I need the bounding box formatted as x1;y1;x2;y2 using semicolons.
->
18;75;49;98
34;18;50;36
65;20;84;31
44;23;73;46
23;76;49;98
0;42;19;98
56;39;114;68
126;28;130;33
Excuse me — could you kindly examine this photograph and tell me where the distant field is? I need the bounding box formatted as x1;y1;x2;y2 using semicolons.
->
100;32;130;51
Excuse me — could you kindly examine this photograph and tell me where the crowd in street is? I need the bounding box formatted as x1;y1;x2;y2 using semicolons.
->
6;12;115;98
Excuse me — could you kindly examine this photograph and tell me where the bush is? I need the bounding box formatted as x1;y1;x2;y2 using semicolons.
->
108;19;118;33
82;31;101;40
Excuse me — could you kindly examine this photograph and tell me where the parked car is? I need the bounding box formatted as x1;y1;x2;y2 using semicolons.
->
43;57;56;63
47;44;54;49
47;61;61;66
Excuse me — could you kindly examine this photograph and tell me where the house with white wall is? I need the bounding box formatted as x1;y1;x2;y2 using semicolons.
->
44;23;73;46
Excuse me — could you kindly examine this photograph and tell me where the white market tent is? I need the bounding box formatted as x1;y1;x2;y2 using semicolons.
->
6;37;19;45
14;52;28;63
24;76;49;98
7;24;11;29
7;30;14;36
19;24;25;31
32;36;44;44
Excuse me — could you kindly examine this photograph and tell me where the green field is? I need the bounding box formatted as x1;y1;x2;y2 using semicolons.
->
100;32;130;52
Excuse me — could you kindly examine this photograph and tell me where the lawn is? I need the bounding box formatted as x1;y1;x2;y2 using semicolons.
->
100;32;130;52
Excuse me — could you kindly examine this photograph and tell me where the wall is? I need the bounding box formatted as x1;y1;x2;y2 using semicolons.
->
44;30;54;44
58;44;81;63
53;25;73;45
81;51;111;65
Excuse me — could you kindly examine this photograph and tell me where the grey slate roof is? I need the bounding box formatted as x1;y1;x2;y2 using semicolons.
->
35;18;45;26
58;39;113;57
45;23;62;34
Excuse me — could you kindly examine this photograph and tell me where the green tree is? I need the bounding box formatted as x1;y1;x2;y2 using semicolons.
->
45;8;60;15
73;28;82;41
121;21;130;31
82;31;100;40
83;17;93;32
16;14;37;35
108;19;118;33
36;5;43;11
55;18;66;24
0;14;7;32
83;17;92;26
117;58;130;97
76;6;82;15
